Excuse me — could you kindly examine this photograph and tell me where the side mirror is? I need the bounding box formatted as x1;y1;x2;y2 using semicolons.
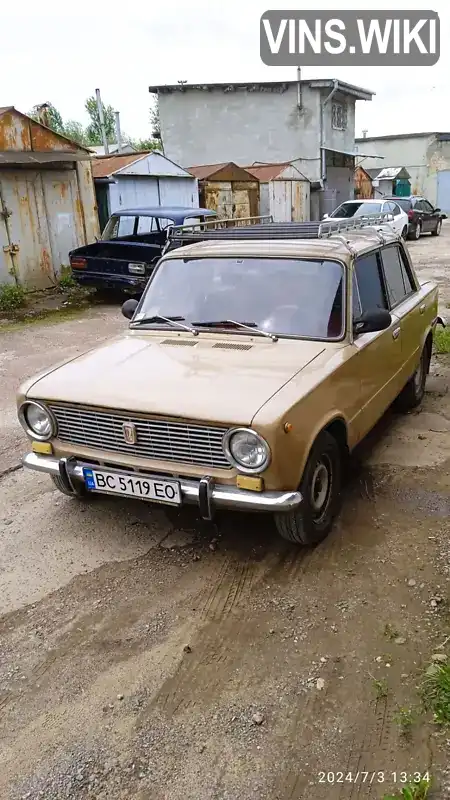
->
353;308;392;335
434;207;441;213
121;298;139;320
322;213;329;219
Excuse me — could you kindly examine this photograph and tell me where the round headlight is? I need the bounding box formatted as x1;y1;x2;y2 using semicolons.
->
20;402;54;440
224;428;270;473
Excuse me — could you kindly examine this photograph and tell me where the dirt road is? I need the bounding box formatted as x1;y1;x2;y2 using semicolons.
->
1;229;450;800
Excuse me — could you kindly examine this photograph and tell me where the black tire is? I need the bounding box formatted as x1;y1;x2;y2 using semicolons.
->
431;219;442;236
51;474;87;499
413;221;422;240
396;346;429;412
401;226;408;240
275;431;342;546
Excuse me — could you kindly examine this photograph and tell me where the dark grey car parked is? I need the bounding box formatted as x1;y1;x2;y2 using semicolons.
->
384;195;446;241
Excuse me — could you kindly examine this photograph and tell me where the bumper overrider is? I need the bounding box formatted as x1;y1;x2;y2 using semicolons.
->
22;453;302;520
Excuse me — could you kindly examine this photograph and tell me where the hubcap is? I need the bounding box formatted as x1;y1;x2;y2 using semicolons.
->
311;461;330;512
415;224;421;239
437;221;442;234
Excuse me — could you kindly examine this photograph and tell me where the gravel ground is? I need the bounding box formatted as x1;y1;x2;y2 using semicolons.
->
1;226;450;799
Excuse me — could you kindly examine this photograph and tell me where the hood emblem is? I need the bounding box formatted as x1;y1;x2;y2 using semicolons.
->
123;422;137;445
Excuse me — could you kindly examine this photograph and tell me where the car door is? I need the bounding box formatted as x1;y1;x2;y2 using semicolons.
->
383;201;404;235
379;242;426;380
421;198;437;231
413;198;429;231
351;250;403;440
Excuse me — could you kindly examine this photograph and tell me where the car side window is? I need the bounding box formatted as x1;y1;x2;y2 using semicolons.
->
398;247;416;293
391;202;401;216
415;199;425;212
422;200;434;213
380;245;413;307
354;252;388;315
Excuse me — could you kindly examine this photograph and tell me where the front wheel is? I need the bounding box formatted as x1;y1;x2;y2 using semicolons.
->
51;474;88;499
432;219;442;236
396;346;428;411
274;431;342;545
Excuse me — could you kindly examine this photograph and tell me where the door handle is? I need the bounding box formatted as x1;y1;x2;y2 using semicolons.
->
392;327;401;339
420;303;426;314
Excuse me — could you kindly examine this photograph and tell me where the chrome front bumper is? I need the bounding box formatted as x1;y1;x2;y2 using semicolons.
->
22;453;302;519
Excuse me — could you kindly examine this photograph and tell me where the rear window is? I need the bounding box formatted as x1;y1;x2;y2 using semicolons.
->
392;198;412;212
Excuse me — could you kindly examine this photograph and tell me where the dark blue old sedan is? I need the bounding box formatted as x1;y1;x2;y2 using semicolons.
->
69;206;217;294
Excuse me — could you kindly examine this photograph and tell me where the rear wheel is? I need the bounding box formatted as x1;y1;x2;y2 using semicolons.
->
274;431;342;545
432;219;442;236
396;346;429;411
401;226;408;240
413;221;422;240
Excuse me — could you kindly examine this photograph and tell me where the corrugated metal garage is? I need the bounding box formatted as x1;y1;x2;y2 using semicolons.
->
245;162;310;221
187;162;260;219
92;151;199;231
0;106;99;290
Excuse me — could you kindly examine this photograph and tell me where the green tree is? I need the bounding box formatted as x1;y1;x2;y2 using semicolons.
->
29;103;64;134
84;95;116;145
150;100;161;140
63;120;87;145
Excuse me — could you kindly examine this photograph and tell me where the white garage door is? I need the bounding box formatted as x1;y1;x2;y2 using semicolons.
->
437;170;450;213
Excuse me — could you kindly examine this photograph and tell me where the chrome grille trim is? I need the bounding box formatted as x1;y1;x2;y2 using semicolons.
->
49;404;232;469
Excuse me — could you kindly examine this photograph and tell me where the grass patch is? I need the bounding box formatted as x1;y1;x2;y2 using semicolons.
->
0;283;26;312
434;327;450;354
382;777;430;799
421;660;450;725
372;677;389;699
393;706;416;739
0;306;87;333
384;623;400;640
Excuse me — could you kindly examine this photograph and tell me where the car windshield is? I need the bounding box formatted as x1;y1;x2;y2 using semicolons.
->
330;202;382;218
135;257;345;340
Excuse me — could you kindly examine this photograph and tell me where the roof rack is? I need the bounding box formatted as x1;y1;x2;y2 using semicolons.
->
165;212;395;249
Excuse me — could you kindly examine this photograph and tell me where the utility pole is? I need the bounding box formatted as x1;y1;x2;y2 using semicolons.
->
95;88;109;155
114;111;122;153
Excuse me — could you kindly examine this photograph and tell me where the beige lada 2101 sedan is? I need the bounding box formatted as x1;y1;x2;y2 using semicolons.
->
17;216;443;545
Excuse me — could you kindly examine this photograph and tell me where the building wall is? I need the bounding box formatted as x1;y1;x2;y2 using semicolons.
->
158;86;357;182
355;134;450;206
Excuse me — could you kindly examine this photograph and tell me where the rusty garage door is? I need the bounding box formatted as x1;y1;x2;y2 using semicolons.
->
201;180;259;219
0;169;85;290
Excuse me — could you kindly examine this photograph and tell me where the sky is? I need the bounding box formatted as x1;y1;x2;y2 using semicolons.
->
2;0;448;141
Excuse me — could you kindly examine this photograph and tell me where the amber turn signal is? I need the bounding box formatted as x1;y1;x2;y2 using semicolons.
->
283;422;293;433
236;475;264;492
31;441;53;455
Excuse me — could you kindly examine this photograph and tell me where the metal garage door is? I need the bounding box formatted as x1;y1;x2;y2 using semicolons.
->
437;170;450;212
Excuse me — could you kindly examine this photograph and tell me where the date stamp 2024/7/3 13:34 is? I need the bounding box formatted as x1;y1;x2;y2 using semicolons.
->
317;770;431;786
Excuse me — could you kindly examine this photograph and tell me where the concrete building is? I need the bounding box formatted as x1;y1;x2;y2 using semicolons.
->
149;79;374;218
355;132;450;211
92;151;198;231
0;106;99;290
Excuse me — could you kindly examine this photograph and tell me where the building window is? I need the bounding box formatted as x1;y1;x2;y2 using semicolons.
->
332;102;347;130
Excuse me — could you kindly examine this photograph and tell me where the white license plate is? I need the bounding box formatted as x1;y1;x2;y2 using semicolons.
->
83;468;181;505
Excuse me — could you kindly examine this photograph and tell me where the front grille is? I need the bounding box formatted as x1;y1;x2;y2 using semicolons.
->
49;404;232;469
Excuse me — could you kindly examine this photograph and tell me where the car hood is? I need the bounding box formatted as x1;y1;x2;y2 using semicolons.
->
24;332;326;426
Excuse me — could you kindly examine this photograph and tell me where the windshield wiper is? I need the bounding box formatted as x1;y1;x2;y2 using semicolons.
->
191;319;278;342
131;315;199;336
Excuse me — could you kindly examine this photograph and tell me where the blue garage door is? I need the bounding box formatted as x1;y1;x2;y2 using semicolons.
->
437;170;450;212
